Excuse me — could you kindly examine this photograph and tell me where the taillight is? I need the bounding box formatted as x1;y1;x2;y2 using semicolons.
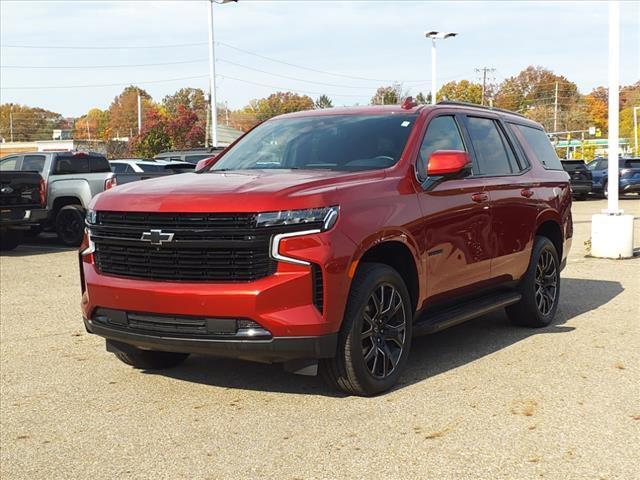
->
104;177;117;190
39;178;47;207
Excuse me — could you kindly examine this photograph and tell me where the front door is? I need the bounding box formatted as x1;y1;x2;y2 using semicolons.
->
415;114;492;303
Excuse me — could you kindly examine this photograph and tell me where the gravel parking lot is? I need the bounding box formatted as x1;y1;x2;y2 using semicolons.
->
1;198;639;480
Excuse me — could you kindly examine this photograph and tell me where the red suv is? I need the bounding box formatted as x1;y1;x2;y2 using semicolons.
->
80;101;572;396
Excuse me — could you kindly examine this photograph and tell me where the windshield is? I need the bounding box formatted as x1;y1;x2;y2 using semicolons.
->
210;113;418;172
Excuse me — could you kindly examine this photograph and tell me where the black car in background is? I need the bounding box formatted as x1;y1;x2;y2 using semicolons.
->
153;147;225;164
561;160;592;200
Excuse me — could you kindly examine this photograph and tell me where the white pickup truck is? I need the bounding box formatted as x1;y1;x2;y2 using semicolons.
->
0;151;117;246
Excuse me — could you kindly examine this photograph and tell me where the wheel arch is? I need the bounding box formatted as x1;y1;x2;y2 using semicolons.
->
355;240;420;314
535;219;563;260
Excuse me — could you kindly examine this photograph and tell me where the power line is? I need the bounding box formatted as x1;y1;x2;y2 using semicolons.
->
2;59;208;69
0;75;209;90
1;42;207;50
217;41;432;84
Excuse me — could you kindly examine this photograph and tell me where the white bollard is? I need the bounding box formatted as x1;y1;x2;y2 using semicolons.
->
591;213;635;259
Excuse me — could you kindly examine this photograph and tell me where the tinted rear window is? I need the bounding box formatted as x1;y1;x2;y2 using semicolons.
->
561;161;587;172
54;154;109;174
512;124;563;170
138;163;166;172
22;155;46;173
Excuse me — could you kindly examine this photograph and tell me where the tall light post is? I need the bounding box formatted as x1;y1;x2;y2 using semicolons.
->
207;0;236;148
633;106;639;156
425;31;458;105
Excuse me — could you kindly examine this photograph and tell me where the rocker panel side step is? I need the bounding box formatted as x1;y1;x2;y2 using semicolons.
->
413;291;522;336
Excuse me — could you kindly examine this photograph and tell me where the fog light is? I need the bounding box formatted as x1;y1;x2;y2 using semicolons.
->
236;319;271;338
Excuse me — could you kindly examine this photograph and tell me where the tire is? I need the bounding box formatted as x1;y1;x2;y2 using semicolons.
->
55;205;85;247
506;236;560;328
113;348;189;370
0;229;22;251
603;180;608;199
320;263;413;396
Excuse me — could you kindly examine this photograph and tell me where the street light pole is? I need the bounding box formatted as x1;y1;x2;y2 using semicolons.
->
425;31;458;105
634;106;639;156
207;0;236;148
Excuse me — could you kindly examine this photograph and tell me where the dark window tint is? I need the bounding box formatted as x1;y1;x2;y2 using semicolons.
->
466;117;514;175
184;154;211;164
89;156;110;173
54;156;89;174
586;160;600;171
54;154;109;174
418;116;465;178
514;124;563;170
111;163;127;173
561;161;587;172
623;159;640;169
212;114;418;172
0;156;19;171
138;163;166;172
22;155;46;172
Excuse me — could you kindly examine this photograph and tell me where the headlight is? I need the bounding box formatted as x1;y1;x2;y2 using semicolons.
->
256;206;339;231
85;208;97;225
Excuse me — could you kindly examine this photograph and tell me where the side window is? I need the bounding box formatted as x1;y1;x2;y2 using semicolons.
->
89;156;111;173
465;117;514;175
54;157;89;174
22;155;46;173
513;124;563;170
0;156;20;171
417;116;466;179
111;163;127;173
124;164;136;174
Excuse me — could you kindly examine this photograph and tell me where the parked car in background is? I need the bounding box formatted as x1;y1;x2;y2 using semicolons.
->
153;147;225;164
0;151;116;246
587;157;640;197
0;169;46;250
110;159;195;174
561;160;592;200
81;101;572;396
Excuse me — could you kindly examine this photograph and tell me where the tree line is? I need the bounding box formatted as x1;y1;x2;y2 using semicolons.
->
1;65;638;158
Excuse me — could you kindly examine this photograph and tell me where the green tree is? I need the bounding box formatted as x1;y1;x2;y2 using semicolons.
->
251;92;314;122
315;94;333;109
437;80;483;104
370;86;400;105
162;87;207;123
415;92;431;104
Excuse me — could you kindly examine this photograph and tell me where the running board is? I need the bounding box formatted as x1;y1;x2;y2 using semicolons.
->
413;291;522;336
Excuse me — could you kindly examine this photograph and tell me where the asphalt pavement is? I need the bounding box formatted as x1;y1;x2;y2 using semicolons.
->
1;197;638;479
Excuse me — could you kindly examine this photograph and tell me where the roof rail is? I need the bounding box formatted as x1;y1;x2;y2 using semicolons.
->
436;101;529;119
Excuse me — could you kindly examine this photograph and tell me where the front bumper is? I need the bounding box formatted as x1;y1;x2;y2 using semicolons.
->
0;207;46;228
84;314;337;363
621;181;640;193
569;183;591;195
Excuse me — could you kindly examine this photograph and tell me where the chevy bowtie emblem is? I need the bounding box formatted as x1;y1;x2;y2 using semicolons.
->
140;229;175;245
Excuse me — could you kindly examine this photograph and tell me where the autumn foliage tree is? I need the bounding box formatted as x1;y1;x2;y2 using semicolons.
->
107;86;153;138
0;103;66;141
129;107;171;158
73;108;110;140
437;80;483;104
166;104;205;149
370;85;401;105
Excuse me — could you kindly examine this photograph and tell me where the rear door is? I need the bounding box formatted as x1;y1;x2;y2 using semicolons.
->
415;113;492;301
460;114;540;284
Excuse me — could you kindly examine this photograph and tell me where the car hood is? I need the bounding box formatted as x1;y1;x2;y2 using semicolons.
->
93;169;385;212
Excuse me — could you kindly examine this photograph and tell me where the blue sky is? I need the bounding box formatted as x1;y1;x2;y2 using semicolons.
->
1;0;638;117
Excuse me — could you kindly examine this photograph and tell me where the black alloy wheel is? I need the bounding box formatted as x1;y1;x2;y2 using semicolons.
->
534;249;558;316
361;283;407;379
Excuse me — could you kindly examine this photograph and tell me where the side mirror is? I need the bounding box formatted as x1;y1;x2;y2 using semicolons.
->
421;150;471;190
195;156;219;172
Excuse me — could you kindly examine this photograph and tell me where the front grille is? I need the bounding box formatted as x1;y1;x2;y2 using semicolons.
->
91;211;283;282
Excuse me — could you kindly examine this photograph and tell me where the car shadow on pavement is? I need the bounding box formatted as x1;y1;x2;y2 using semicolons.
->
145;277;623;397
0;234;75;257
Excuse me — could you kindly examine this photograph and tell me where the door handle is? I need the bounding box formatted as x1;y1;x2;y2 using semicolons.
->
520;188;534;198
471;192;488;203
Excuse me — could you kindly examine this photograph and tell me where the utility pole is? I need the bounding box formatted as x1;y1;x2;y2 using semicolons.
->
553;81;559;132
205;95;211;147
86;118;90;141
475;67;495;105
207;1;219;147
9;106;14;142
225;100;229;126
137;93;142;135
634;106;639;156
